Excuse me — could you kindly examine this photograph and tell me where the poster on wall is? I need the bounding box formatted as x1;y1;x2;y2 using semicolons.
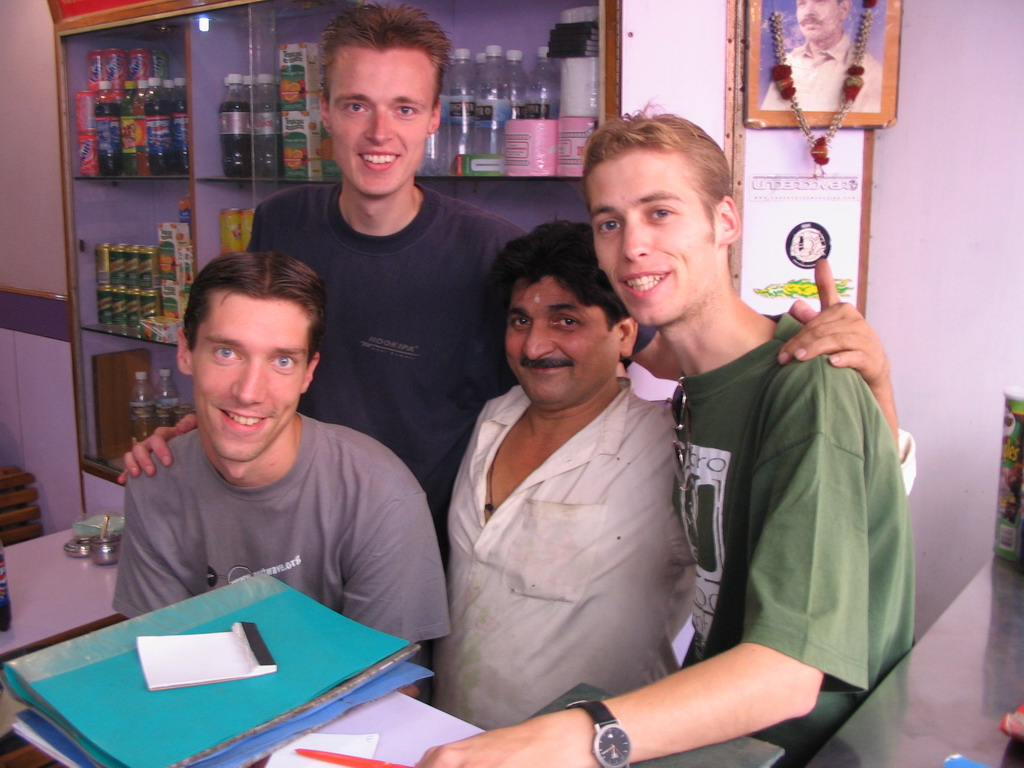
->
740;129;866;315
746;0;902;130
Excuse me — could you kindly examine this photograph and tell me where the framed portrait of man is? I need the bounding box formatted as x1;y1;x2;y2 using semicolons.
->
746;0;902;129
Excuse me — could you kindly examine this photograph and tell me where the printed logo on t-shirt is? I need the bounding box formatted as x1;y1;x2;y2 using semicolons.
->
678;443;730;661
205;554;303;587
360;335;420;359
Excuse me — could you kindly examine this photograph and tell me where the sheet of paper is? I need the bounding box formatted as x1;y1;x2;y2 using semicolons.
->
137;623;275;690
266;732;380;767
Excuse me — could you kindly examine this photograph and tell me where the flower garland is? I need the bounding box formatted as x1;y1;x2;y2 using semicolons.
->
769;0;876;171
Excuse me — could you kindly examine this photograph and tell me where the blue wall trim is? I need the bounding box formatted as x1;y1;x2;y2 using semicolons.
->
0;290;70;342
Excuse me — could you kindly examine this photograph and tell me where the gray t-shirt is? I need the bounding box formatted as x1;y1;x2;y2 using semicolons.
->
114;415;450;643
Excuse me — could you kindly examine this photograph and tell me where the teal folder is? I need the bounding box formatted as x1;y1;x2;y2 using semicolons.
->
1;576;417;768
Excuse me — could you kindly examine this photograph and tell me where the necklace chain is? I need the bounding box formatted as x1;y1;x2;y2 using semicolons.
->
769;3;875;170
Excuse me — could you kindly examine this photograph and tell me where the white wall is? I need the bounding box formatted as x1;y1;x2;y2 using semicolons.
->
0;2;65;293
868;0;1024;632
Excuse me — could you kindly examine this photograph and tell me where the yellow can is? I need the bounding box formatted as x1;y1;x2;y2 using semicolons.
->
95;243;112;286
220;208;244;253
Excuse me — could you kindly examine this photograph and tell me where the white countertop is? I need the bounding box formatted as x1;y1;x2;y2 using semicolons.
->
0;529;119;656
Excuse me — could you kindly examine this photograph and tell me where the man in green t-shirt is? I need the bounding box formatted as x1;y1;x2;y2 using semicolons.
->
418;112;913;768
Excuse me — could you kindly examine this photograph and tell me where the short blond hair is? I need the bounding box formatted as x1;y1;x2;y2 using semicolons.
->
584;112;732;221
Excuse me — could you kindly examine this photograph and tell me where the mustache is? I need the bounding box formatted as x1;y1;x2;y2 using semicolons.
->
519;356;574;369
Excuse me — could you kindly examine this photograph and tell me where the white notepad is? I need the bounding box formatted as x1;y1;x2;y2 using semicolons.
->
136;621;277;691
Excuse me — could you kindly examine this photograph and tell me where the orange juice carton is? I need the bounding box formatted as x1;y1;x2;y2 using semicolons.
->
282;111;323;181
320;119;342;180
279;43;322;111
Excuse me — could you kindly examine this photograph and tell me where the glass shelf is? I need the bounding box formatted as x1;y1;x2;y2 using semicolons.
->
74;174;190;182
82;323;177;346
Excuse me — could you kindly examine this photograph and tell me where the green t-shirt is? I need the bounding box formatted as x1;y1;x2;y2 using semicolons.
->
678;315;914;766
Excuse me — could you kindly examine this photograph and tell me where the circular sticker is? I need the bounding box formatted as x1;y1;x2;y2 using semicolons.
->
785;222;831;269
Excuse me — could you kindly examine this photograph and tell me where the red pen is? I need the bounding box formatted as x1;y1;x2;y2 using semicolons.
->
294;748;413;768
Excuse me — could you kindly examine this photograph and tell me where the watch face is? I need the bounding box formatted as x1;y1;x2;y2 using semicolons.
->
785;221;831;269
597;725;631;768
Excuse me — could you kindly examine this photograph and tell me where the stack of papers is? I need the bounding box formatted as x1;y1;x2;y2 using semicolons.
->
2;576;426;768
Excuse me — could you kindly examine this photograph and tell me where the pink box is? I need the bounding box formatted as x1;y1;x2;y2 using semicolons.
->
504;119;559;177
557;116;598;177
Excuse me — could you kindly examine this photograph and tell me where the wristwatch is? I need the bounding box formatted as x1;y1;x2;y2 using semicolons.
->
566;699;632;768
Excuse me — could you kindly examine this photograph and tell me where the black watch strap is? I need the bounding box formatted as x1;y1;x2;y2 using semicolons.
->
567;699;617;727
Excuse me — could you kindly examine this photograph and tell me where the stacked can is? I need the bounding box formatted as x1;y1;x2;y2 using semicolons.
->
97;243;160;330
219;209;254;252
127;49;152;88
95;244;112;324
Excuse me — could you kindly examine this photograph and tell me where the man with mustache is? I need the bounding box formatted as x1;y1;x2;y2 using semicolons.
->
760;0;883;113
431;221;694;730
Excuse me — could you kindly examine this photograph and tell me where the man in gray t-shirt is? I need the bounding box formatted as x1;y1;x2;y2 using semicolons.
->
114;251;449;646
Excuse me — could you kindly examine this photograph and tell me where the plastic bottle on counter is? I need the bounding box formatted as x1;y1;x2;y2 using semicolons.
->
129;370;157;443
0;540;10;632
220;73;252;178
95;81;123;177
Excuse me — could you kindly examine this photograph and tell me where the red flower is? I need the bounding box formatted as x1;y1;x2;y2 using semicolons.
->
848;65;865;76
864;0;878;7
811;138;830;166
772;64;792;79
844;75;864;102
780;86;797;100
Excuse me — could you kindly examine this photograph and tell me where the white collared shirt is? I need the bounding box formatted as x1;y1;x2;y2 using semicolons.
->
433;379;694;729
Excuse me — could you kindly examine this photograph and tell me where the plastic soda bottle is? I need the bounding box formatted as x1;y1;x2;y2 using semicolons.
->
252;74;281;178
220;74;252;177
145;77;174;175
474;45;510;158
446;48;476;171
132;80;150;175
526;46;561;120
119;80;137;175
0;540;10;632
171;77;189;174
129;370;156;443
506;49;529;119
95;81;123;176
155;367;179;408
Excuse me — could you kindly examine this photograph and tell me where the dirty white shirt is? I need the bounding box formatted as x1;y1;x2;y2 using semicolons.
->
433;380;695;729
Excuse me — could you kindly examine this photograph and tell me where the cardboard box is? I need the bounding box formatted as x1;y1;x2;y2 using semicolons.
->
455;154;505;176
279;43;321;111
282;111;323;181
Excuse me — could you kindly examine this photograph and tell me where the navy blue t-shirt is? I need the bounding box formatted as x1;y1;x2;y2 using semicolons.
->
250;184;522;539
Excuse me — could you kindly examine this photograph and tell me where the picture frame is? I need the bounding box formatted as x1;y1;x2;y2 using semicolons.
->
746;0;902;129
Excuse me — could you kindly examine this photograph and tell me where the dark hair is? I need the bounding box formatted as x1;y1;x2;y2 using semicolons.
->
183;251;326;357
584;111;732;222
491;220;629;328
321;3;452;100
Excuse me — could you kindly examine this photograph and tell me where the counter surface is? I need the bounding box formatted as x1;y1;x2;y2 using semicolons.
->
808;557;1024;768
0;530;119;656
